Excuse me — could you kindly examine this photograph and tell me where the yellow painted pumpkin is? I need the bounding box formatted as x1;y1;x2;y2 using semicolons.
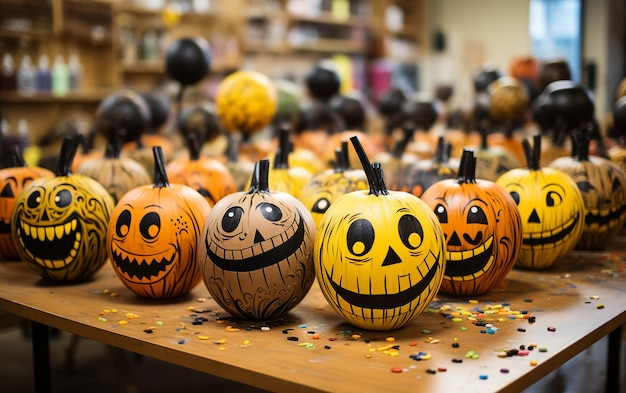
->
496;135;584;270
215;70;277;134
267;128;313;199
107;147;211;298
198;159;317;320
0;147;54;259
421;150;522;296
314;136;446;330
11;136;114;282
549;125;626;250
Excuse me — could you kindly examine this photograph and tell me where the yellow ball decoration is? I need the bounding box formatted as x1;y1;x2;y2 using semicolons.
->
215;70;277;133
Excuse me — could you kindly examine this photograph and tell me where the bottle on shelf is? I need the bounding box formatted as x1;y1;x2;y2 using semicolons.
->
51;54;70;96
17;54;37;94
36;54;52;92
68;53;82;91
1;54;17;93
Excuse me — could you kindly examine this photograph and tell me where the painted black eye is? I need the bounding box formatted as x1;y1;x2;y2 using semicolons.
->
398;214;423;249
259;202;282;222
311;198;331;214
546;191;562;207
467;205;487;224
612;177;623;192
140;212;161;240
347;219;374;256
115;209;132;237
54;189;72;208
0;183;13;198
27;190;41;209
510;191;520;205
434;203;448;223
222;206;243;233
576;181;595;193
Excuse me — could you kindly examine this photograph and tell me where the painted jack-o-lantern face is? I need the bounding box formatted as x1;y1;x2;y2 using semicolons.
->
548;128;626;250
198;160;316;320
108;147;211;298
0;153;53;259
496;136;584;270
421;150;522;296
314;137;446;331
11;171;113;282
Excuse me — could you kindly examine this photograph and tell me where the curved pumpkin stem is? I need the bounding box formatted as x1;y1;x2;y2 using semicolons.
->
248;159;270;194
56;134;81;177
392;123;416;159
350;135;388;196
10;145;27;168
152;146;170;188
522;134;542;170
456;149;477;184
274;127;291;169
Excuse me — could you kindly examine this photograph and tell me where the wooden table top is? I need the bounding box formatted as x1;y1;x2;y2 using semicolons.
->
1;241;625;393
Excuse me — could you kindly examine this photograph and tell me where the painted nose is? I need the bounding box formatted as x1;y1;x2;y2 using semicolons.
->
447;231;461;247
528;208;541;223
382;246;401;266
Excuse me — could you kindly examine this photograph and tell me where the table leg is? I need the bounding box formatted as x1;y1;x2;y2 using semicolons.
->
31;321;51;393
605;325;623;393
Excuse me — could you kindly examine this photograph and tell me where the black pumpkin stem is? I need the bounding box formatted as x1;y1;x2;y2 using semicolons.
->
186;130;202;161
456;149;477;184
248;159;270;194
521;134;542;170
55;133;81;177
570;122;592;161
105;130;125;159
392;123;416;158
274;127;291;169
333;149;344;173
434;136;445;164
10;145;27;167
350;135;388;196
152;146;170;188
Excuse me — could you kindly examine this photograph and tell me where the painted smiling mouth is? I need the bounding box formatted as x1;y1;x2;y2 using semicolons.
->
326;250;440;310
584;204;626;230
17;218;81;270
205;216;305;272
110;243;176;282
444;235;494;281
523;213;579;247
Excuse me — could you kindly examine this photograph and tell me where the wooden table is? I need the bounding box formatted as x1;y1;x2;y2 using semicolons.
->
1;243;625;393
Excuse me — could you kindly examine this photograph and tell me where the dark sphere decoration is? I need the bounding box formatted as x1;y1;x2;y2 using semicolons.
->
96;89;150;143
165;37;212;86
377;87;407;117
613;96;626;134
403;95;438;131
142;89;171;131
531;92;557;132
305;60;341;101
295;101;338;134
330;93;366;131
538;58;572;91
473;65;502;93
177;103;221;143
544;80;594;129
435;84;453;102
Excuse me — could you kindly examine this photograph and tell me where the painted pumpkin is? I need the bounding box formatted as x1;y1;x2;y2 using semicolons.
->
198;159;317;320
108;146;211;298
166;131;236;207
401;136;458;197
376;124;420;190
496;135;584;270
267;128;313;199
215;70;277;134
300;141;368;227
76;131;152;204
471;128;522;182
548;125;626;250
11;136;114;282
0;147;54;259
421;149;522;296
314;136;446;331
488;76;529;122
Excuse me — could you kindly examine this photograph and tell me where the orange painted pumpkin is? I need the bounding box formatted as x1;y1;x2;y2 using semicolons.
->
198;159;317;320
166;131;236;207
11;136;114;282
421;150;522;296
107;146;211;298
0;147;54;259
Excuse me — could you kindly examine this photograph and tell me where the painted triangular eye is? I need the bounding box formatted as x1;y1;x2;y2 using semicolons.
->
347;218;374;256
576;181;595;192
0;183;13;198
